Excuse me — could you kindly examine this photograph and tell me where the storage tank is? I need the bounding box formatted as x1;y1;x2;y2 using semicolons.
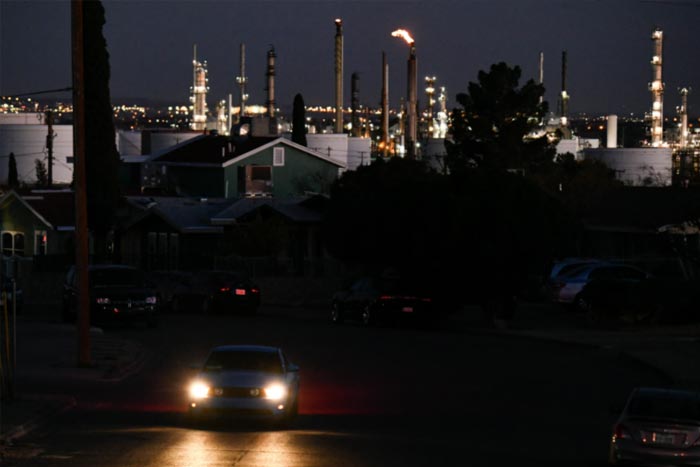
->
583;147;672;186
0;124;73;185
347;137;371;170
607;115;618;149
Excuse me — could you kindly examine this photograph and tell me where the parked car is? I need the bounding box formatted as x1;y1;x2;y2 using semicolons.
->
146;270;194;312
331;270;447;327
549;262;649;309
188;344;300;426
609;387;700;465
578;271;700;325
156;270;260;315
62;264;159;327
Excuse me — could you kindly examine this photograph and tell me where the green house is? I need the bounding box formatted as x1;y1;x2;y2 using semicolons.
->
150;135;346;199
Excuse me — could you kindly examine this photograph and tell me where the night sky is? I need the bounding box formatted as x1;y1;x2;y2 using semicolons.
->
1;0;698;117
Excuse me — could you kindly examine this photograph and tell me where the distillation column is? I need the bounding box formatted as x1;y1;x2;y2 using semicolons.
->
265;46;276;118
190;44;209;132
650;28;664;147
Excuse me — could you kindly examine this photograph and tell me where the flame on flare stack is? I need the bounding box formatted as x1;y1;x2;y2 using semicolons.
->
392;29;415;45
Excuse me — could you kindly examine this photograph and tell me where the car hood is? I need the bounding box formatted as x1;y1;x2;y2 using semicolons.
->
198;370;284;388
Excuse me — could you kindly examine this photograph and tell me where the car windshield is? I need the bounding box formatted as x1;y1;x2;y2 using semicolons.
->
627;392;700;421
91;269;145;288
203;350;282;373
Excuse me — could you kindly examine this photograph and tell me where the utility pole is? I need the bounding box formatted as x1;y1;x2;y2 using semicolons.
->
45;110;54;187
71;0;91;368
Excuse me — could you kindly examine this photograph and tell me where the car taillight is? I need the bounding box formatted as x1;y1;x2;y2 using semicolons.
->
379;295;394;301
251;288;260;294
421;298;432;303
219;287;230;292
613;423;631;441
235;289;246;296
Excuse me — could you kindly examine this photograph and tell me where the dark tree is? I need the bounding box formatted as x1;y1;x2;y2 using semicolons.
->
83;0;121;260
7;153;18;188
35;159;48;187
445;62;553;174
292;93;307;146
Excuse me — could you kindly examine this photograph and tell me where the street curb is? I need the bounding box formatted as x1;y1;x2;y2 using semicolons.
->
0;394;76;444
100;344;152;383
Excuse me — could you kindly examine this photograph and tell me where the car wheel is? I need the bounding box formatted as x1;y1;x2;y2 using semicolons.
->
200;297;211;315
361;305;373;327
574;295;591;314
331;303;344;324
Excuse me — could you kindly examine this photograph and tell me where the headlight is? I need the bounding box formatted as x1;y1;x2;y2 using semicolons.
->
145;296;157;305
189;381;210;399
263;383;287;401
96;297;111;305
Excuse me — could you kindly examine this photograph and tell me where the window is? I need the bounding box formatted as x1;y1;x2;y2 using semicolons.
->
2;232;24;257
273;147;285;166
34;231;47;255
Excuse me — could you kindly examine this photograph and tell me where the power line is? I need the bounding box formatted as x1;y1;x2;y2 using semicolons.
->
2;87;73;99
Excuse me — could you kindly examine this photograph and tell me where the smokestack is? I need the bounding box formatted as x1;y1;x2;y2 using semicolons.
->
406;44;417;158
560;50;569;126
237;43;248;121
334;19;344;133
265;46;276;118
351;72;360;137
607;115;618;148
381;52;390;157
650;28;664;147
539;51;544;105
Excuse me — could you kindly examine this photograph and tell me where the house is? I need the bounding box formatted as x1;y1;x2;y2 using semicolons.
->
115;194;334;275
144;134;346;199
116;196;230;271
0;189;76;273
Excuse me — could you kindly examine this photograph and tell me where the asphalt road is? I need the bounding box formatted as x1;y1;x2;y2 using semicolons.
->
3;307;667;466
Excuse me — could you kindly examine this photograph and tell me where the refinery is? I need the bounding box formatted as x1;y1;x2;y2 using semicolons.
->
1;23;700;188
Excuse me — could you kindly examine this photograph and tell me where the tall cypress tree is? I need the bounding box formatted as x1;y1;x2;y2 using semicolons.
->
292;93;307;146
83;0;120;260
7;153;18;189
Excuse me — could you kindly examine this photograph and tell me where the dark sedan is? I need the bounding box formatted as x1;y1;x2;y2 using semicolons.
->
166;270;261;315
610;387;700;466
62;264;159;327
331;272;443;327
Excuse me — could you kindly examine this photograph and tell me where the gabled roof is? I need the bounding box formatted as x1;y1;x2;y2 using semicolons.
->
211;196;326;225
0;189;75;230
151;135;277;165
222;137;346;169
123;196;232;234
151;134;346;169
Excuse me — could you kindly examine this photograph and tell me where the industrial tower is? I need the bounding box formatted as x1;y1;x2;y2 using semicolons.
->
649;28;664;147
190;44;209;132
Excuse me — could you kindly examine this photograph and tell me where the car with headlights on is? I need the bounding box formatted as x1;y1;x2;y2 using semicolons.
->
609;387;700;466
188;345;300;427
62;264;159;327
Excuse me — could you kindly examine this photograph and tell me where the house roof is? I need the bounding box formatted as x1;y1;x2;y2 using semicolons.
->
151;135;277;165
582;187;700;233
151;134;346;169
124;196;232;234
211;196;327;225
0;189;75;230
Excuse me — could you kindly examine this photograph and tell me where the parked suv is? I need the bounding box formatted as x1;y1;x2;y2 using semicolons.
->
62;264;159;327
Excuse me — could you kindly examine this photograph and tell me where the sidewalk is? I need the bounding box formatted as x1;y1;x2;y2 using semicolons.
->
2;299;700;448
0;304;151;446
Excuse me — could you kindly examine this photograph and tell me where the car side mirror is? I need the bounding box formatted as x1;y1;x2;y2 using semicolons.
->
288;363;300;372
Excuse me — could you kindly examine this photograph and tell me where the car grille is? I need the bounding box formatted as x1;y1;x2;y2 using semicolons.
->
213;387;263;398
